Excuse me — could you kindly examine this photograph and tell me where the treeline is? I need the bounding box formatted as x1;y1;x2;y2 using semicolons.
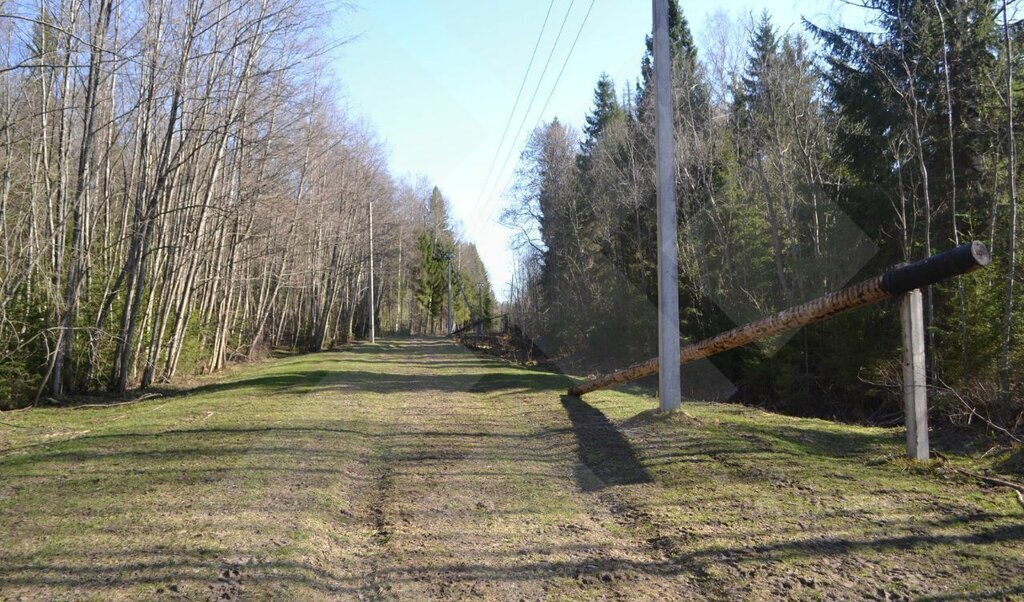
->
503;0;1023;427
0;0;491;407
411;187;495;336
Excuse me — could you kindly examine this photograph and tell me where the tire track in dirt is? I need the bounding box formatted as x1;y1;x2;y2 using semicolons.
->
193;366;382;601
361;340;703;599
364;449;397;601
553;399;707;597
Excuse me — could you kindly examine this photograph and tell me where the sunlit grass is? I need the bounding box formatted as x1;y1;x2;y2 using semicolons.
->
1;339;1021;600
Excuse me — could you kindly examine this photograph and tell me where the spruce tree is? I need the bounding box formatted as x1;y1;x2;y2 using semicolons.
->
635;0;700;116
427;186;451;244
736;11;779;127
581;73;624;157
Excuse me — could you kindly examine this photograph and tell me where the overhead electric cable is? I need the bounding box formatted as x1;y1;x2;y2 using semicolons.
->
474;0;557;208
479;0;596;219
527;0;597;143
472;0;578;221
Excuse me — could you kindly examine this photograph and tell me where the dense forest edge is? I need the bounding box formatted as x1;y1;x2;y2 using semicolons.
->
500;0;1024;438
0;0;494;408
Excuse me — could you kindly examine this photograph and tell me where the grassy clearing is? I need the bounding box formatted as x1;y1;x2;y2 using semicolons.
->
1;338;1022;600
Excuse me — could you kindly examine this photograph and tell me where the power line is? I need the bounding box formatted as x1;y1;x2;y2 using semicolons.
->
474;0;557;210
471;0;578;223
526;0;597;147
477;0;596;223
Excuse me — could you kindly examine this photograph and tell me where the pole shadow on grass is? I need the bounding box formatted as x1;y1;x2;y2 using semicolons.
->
453;364;654;492
560;395;653;491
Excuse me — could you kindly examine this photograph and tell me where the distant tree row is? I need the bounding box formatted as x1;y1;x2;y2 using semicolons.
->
0;0;491;407
503;0;1023;428
411;186;494;336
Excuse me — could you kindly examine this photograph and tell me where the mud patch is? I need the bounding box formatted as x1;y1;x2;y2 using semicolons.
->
208;564;243;601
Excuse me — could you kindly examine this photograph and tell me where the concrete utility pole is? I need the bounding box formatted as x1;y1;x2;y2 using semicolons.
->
652;0;681;411
446;256;454;335
477;283;485;339
901;289;928;460
395;234;403;333
368;200;375;343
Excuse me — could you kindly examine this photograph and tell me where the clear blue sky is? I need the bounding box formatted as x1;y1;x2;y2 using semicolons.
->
331;1;857;300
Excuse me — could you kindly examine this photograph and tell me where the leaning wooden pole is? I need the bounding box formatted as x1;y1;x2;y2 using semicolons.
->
449;314;506;338
568;242;992;397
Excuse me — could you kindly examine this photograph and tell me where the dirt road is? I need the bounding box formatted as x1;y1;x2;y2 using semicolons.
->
1;338;1022;600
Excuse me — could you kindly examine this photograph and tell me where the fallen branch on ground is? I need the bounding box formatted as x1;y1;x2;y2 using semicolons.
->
936;458;1024;511
71;392;163;410
934;378;1023;444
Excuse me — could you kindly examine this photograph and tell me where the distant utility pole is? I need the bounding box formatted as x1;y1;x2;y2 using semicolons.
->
477;283;484;339
446;254;454;335
368;199;375;343
653;0;681;411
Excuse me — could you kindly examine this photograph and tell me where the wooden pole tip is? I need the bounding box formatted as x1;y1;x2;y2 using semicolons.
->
880;241;993;296
969;241;992;267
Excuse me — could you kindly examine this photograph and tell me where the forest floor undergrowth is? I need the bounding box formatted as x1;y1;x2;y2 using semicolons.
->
1;337;1022;600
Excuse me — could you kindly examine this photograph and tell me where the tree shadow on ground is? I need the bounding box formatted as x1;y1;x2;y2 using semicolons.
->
728;420;897;458
995;446;1024;476
0;548;369;597
467;371;569;394
3;525;1022;600
174;369;487;397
